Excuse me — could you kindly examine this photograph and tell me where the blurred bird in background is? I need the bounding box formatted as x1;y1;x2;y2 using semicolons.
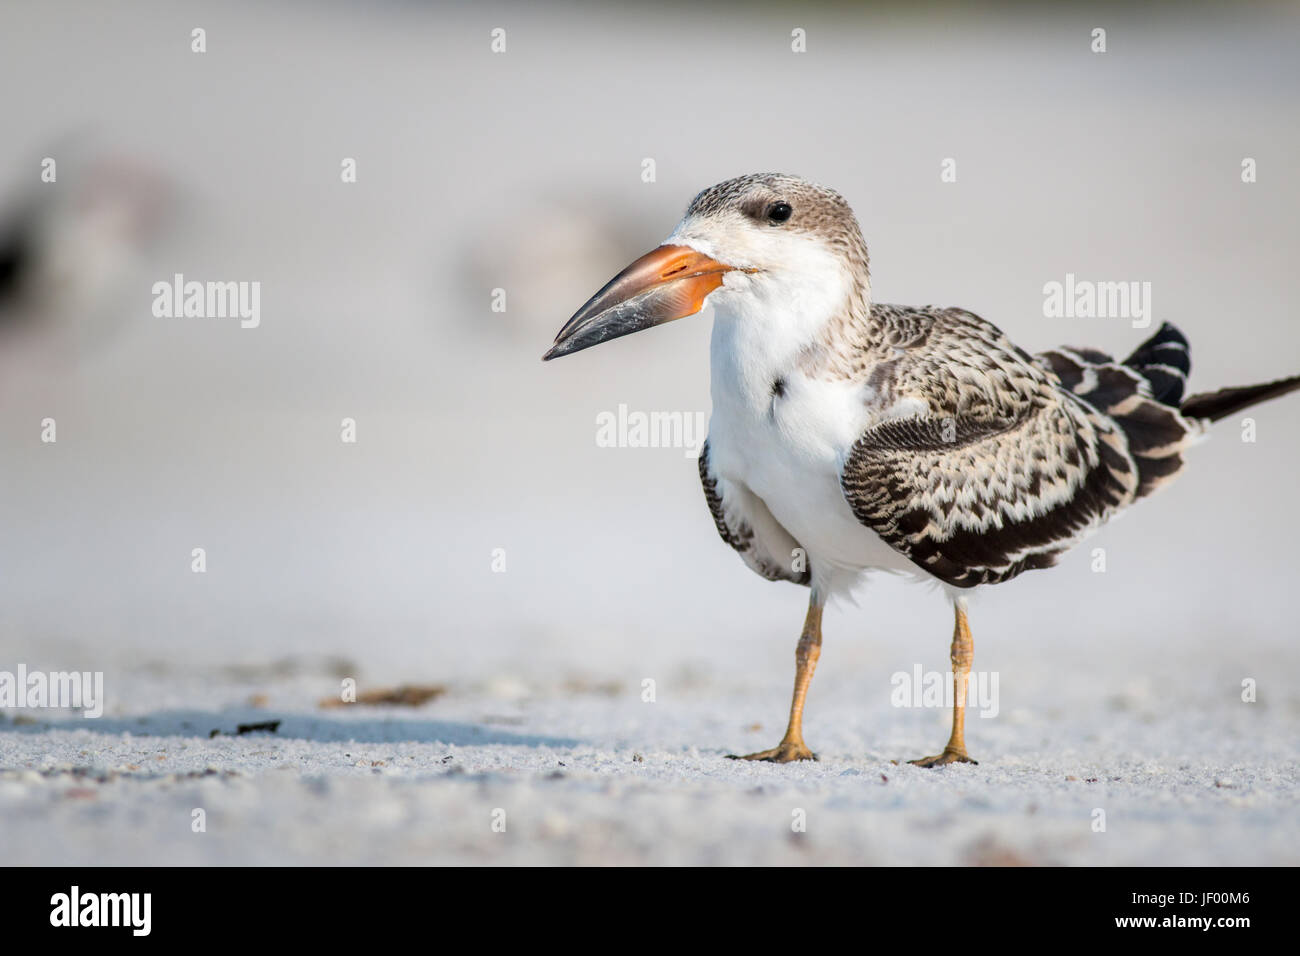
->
0;146;172;364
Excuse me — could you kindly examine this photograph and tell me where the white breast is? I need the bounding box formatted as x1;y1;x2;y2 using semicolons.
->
704;295;926;593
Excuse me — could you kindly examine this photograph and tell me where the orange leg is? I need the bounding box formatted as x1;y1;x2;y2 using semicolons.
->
729;598;823;762
910;600;978;767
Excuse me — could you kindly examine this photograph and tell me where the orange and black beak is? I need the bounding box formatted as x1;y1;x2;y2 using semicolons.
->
543;245;735;361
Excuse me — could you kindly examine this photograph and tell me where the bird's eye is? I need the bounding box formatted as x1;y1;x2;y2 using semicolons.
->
766;201;793;223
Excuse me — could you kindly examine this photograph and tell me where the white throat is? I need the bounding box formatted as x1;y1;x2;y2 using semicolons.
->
699;248;899;591
705;245;863;412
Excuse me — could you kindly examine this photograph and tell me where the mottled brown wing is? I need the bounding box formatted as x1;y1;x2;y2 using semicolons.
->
838;308;1156;588
840;405;1139;587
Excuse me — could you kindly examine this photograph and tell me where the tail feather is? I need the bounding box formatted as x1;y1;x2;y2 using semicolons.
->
1181;375;1300;423
1040;321;1300;501
1123;322;1190;405
1038;331;1197;500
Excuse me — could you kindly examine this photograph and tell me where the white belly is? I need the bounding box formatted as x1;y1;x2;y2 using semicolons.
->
706;314;925;590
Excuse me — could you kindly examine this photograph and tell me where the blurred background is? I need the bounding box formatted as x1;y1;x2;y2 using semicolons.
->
1;0;1297;724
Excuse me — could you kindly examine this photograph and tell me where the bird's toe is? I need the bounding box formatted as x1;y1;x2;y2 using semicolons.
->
908;748;978;768
726;742;819;763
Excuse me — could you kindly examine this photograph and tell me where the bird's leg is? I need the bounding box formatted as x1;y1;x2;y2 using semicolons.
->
728;598;823;763
910;600;978;767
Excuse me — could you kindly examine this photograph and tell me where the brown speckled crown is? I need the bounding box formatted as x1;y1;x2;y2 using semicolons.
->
685;173;870;290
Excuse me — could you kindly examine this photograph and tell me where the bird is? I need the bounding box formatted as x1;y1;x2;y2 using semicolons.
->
0;151;171;352
543;172;1300;766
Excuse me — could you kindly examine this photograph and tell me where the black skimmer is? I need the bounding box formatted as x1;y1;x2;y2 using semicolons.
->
545;172;1300;766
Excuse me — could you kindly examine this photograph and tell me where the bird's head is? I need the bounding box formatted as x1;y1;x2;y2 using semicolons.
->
543;173;869;361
